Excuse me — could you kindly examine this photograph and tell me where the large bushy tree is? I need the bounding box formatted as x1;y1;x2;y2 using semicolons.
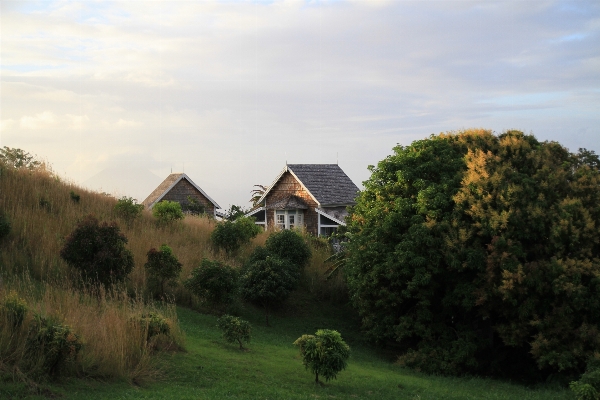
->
345;129;600;378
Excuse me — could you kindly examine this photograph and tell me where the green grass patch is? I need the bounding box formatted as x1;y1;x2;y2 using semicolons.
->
4;304;574;400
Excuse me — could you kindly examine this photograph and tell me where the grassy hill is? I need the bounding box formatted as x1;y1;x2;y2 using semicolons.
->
0;159;573;399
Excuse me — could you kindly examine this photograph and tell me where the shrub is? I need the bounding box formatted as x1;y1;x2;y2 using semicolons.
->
152;200;184;225
265;229;311;268
183;196;205;215
244;246;270;267
114;196;144;226
345;130;600;377
293;329;350;383
184;259;239;307
26;315;82;377
217;314;252;350
0;146;42;170
211;216;262;254
571;358;600;400
69;190;80;203
139;312;171;340
240;256;299;326
0;212;10;239
144;244;183;298
60;215;134;287
2;291;28;327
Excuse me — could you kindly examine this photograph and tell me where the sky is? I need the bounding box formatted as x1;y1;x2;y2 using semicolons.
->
1;0;599;209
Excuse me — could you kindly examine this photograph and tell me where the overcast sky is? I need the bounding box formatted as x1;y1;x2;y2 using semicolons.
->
2;0;599;209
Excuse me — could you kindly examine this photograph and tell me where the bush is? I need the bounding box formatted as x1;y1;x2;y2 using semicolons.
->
114;196;144;226
265;229;311;268
211;216;262;254
217;314;251;350
2;291;28;327
571;358;600;400
0;212;10;239
152;200;184;225
69;191;80;203
184;259;239;307
183;196;205;215
293;329;350;383
26;315;82;377
139;312;171;340
145;244;183;298
345;130;600;377
240;256;299;326
60;215;134;287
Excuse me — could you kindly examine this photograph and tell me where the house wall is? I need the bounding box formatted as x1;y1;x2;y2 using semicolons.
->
160;179;215;215
265;171;319;235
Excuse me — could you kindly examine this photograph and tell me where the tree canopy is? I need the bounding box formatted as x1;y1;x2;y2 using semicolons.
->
345;129;600;378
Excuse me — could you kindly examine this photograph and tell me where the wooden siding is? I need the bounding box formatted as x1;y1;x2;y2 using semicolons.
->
265;171;319;235
160;179;215;215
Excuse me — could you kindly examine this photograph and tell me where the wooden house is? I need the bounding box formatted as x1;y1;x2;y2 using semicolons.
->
246;164;359;236
142;173;221;217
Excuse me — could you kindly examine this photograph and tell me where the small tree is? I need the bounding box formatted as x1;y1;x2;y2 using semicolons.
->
184;259;239;307
265;229;311;269
60;215;134;287
144;244;183;298
217;314;252;350
224;205;248;221
239;256;299;326
152;200;184;226
211;216;262;254
293;329;350;384
0;146;42;170
183;196;205;215
114;196;144;227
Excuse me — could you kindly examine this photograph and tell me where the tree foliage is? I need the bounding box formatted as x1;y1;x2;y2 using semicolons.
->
217;314;252;349
152;200;184;225
211;216;262;254
184;258;239;307
265;228;311;269
0;146;42;170
240;256;299;326
144;244;183;298
293;329;350;383
60;215;134;286
114;196;144;226
183;196;205;215
345;129;600;378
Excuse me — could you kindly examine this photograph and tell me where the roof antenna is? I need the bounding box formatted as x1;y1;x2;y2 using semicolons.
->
337;152;338;165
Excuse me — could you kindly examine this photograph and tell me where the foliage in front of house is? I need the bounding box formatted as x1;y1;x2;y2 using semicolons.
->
345;129;600;378
153;200;185;225
265;228;311;269
210;216;261;254
145;244;183;298
184;258;239;307
114;196;144;226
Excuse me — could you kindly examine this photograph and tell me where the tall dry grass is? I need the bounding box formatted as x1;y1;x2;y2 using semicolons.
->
0;275;183;382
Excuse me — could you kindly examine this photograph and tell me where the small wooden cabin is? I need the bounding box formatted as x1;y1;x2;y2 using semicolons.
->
142;173;221;217
247;164;359;236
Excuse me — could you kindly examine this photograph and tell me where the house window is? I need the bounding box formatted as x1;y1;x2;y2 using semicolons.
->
275;210;304;230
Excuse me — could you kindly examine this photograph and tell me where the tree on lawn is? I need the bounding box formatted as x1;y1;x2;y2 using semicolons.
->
294;329;350;384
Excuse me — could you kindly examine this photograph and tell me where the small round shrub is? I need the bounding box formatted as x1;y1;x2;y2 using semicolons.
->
265;229;311;268
144;244;183;298
60;215;134;287
293;329;350;383
217;314;252;349
114;196;144;226
139;312;171;340
244;245;270;267
184;259;239;307
2;291;28;327
152;200;184;225
26;315;82;377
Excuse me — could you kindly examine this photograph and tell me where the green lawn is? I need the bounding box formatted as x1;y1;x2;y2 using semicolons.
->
2;305;574;400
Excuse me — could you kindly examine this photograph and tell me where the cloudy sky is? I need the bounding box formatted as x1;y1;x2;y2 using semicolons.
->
1;0;599;209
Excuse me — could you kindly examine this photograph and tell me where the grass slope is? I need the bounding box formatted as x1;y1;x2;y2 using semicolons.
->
6;305;572;400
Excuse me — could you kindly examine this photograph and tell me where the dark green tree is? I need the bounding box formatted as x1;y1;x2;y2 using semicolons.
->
240;256;299;326
152;200;184;225
184;259;239;307
265;229;311;269
293;329;350;384
345;129;600;378
60;215;134;287
144;244;183;298
211;216;262;254
114;196;144;227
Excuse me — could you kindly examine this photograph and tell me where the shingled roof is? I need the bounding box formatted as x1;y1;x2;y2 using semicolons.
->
142;173;221;209
260;164;359;206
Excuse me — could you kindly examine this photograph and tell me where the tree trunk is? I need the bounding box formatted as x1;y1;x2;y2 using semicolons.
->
238;339;243;350
315;372;319;384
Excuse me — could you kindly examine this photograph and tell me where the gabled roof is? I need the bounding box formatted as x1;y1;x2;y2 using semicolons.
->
270;195;308;210
258;164;359;206
142;173;221;209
